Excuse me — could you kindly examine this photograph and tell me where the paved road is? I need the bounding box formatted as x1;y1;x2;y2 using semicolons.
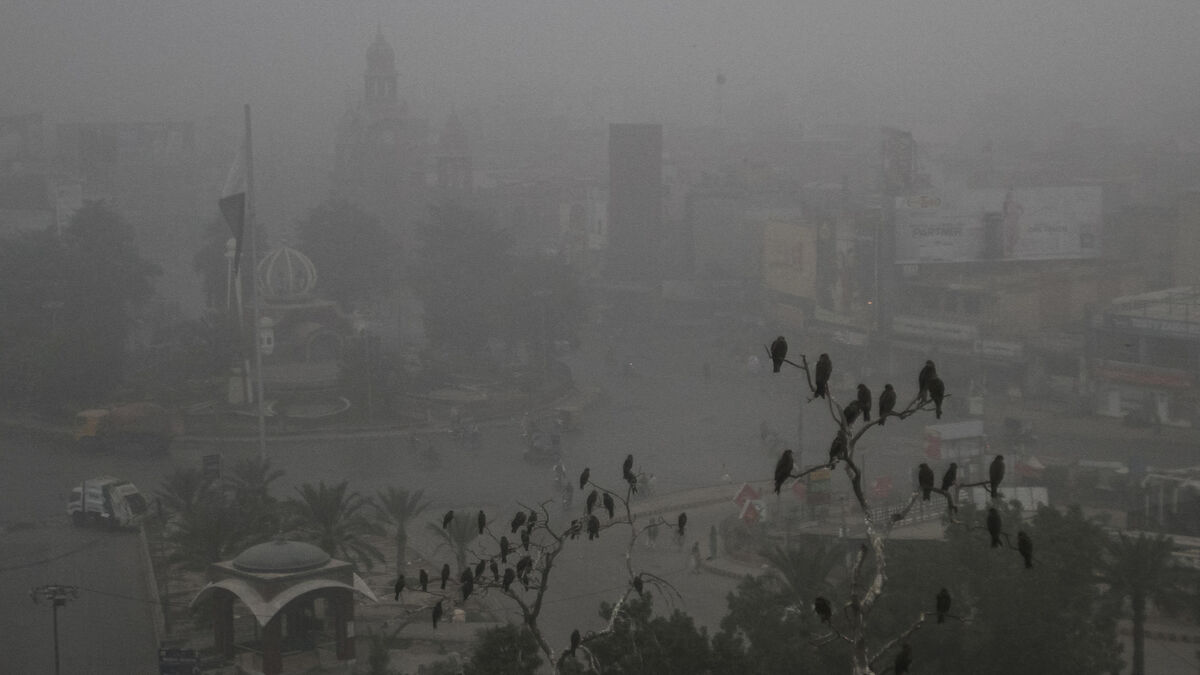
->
0;429;171;675
5;315;1199;672
0;521;159;674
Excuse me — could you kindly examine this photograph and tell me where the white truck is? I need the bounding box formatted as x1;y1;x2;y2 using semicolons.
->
68;476;148;528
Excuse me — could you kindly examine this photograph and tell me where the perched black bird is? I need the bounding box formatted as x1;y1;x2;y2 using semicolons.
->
393;575;404;601
418;568;429;593
502;567;516;592
520;529;530;551
1017;531;1034;569
632;575;644;596
440;563;451;590
442;510;454;529
460;569;474;601
490;559;500;581
894;643;912;675
828;429;848;467
587;515;600;540
477;510;486;536
527;510;538;528
936;588;951;624
579;467;590;490
986;508;1003;548
474;559;486;580
677;512;688;538
770;336;788;373
843;400;863;426
856;384;872;422
941;462;958;492
622;454;635;484
928;376;945;419
878;384;897;425
586;489;599;515
774;449;795;495
918;360;937;403
602;492;615;519
567;519;582;539
814;596;832;624
814;353;832;399
570;628;581;655
918;463;935;501
432;600;443;629
517;556;533;587
499;536;511;563
511;511;527;533
989;455;1006;499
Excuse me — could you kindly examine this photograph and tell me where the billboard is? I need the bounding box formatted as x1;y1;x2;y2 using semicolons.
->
763;218;817;301
895;186;1101;263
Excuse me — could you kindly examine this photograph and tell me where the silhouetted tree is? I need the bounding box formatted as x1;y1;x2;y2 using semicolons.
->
1098;531;1193;675
374;487;431;567
295;197;396;306
286;480;384;571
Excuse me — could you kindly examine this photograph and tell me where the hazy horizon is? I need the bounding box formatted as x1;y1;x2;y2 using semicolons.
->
4;1;1199;146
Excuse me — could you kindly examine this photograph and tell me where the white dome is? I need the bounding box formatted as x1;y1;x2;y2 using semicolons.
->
257;246;318;301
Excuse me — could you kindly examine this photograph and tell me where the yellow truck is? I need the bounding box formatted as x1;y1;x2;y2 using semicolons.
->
74;402;183;453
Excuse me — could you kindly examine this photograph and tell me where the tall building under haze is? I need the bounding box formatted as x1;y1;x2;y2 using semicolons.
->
607;123;663;281
333;28;429;261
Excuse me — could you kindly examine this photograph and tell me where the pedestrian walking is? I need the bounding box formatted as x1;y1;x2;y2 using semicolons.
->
689;541;702;574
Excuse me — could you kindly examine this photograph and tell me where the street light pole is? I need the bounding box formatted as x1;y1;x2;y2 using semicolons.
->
30;584;79;675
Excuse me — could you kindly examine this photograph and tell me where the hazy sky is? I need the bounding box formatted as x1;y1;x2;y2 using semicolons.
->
4;0;1199;145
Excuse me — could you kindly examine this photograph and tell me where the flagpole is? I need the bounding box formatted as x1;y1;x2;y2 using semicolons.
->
244;103;267;462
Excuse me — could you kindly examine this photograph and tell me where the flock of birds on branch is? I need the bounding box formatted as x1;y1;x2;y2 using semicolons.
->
388;452;687;667
384;335;1037;672
765;335;1036;674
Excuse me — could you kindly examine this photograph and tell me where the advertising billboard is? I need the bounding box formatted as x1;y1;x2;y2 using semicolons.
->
895;186;1101;263
763;218;817;301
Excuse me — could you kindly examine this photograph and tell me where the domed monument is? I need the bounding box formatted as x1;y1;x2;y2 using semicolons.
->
251;246;353;390
191;539;377;674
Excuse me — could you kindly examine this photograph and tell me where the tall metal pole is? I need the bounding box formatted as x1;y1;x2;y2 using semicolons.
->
31;584;78;675
52;598;61;675
245;103;267;461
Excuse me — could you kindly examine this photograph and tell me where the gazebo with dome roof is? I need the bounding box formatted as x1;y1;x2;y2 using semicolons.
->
190;539;377;674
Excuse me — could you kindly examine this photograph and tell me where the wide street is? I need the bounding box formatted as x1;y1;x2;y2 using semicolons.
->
3;317;1199;672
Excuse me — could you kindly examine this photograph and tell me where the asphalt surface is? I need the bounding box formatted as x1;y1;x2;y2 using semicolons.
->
4;316;1200;673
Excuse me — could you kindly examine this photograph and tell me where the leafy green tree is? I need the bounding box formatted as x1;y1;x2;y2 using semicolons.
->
558;593;712;675
1098;531;1193;675
426;509;480;572
715;541;849;674
464;624;542;675
295;197;396;306
0;201;159;408
373;487;431;568
57;201;161;400
285;480;384;571
415;201;516;358
882;503;1121;675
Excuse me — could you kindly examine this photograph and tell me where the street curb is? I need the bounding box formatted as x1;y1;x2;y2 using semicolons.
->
138;525;166;646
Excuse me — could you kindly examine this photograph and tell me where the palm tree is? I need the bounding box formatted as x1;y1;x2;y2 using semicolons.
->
226;456;285;537
156;467;216;520
165;500;246;571
226;455;284;506
1098;531;1192;675
426;510;480;572
760;537;846;604
373;487;431;567
286;480;384;571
